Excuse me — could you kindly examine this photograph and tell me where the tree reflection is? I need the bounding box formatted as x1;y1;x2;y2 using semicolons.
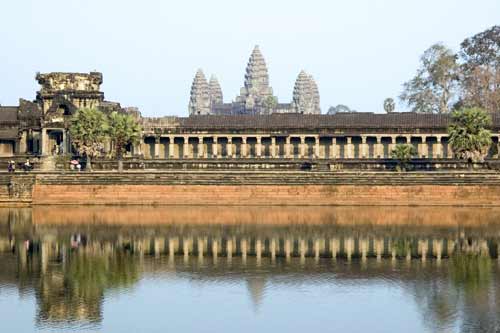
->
414;252;498;332
36;251;139;327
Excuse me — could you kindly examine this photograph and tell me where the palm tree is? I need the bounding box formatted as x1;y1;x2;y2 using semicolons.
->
448;107;492;163
383;98;395;113
107;112;141;172
391;144;417;171
69;108;108;171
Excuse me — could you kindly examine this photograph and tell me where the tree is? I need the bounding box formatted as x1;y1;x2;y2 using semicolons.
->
448;107;492;162
107;112;142;172
391;144;417;171
262;95;277;112
327;104;356;114
400;43;460;113
69;108;108;171
458;25;500;113
383;98;395;113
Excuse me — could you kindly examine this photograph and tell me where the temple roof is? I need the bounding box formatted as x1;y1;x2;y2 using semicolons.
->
0;107;18;122
177;112;500;131
0;129;19;139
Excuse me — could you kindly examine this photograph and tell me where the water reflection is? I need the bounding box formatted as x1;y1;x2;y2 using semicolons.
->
1;206;500;332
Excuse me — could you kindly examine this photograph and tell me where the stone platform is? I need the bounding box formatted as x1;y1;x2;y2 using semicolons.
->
0;170;500;206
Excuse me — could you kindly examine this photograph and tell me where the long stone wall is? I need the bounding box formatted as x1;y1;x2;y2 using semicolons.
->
0;171;500;206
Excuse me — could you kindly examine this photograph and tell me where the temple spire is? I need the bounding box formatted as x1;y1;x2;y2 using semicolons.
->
244;45;270;91
237;45;276;112
292;70;321;114
188;69;210;115
209;75;223;106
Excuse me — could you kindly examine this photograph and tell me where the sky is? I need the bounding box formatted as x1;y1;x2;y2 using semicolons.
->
0;0;499;117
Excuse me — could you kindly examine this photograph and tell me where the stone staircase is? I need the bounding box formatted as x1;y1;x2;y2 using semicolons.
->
39;156;56;171
34;170;500;186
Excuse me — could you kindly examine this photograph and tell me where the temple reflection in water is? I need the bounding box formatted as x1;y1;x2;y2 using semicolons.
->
1;206;500;331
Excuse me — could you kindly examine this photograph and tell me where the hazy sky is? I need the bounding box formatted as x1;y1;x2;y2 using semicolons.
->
1;0;499;117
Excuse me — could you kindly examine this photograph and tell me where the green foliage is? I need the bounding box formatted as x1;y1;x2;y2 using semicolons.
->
262;95;278;110
460;25;499;70
400;43;460;113
447;107;492;162
391;144;416;171
459;25;500;113
54;154;71;169
69;108;108;163
450;253;492;294
107;112;141;159
327;104;357;114
383;98;395;113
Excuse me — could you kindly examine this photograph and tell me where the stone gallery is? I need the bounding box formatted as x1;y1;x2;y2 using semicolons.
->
0;46;499;163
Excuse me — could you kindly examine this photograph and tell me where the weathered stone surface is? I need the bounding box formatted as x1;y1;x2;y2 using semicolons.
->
208;75;223;106
29;182;500;206
292;70;321;114
236;45;276;112
188;69;210;115
0;171;489;206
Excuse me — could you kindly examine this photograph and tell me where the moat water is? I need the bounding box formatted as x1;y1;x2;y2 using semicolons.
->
1;206;500;333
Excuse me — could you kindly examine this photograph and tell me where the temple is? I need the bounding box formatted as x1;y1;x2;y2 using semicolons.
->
0;46;500;169
188;46;320;115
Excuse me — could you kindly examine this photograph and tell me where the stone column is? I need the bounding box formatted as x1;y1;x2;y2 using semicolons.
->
256;136;262;158
361;136;367;158
495;136;500;159
387;135;396;158
447;138;453;158
169;136;175;158
419;136;428;158
141;141;149;158
154;136;160;158
330;138;337;158
242;136;248;158
314;136;320;158
497;136;500;159
198;136;204;158
285;136;291;158
213;136;218;158
40;128;48;156
183;136;189;158
300;136;306;158
389;136;397;156
375;136;383;158
346;137;353;158
434;136;442;159
271;137;276;158
227;137;232;158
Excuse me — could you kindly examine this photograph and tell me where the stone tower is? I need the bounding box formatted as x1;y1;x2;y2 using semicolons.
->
208;75;223;106
292;70;321;114
237;45;276;112
35;72;104;115
188;69;210;115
